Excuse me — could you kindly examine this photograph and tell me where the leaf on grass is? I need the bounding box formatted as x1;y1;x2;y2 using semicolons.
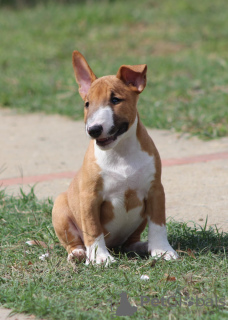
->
26;240;55;249
187;248;196;259
164;273;176;281
118;265;130;270
176;249;187;254
28;261;33;266
176;249;196;259
26;240;48;248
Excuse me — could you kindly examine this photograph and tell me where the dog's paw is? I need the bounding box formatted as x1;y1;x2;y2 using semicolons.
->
148;222;178;261
151;247;178;261
85;252;116;266
85;234;116;267
123;241;148;254
67;248;86;263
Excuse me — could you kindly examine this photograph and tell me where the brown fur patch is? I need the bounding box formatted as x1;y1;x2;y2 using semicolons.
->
136;114;162;180
124;188;142;212
145;183;166;226
100;200;115;239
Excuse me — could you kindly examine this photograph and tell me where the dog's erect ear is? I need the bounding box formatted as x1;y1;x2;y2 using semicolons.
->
72;51;97;100
116;64;147;93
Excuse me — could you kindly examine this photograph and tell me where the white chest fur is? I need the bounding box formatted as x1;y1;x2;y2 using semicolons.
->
94;117;156;247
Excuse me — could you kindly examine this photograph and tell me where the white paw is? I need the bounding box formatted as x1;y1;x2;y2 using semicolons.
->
85;234;116;267
67;248;86;262
148;222;178;261
85;252;116;266
151;248;178;260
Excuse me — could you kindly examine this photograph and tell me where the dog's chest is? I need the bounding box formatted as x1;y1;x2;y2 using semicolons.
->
94;139;156;246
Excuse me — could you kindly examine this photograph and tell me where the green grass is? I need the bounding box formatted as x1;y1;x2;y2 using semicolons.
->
0;0;228;139
0;188;227;319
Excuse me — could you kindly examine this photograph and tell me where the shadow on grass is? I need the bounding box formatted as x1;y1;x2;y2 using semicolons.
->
167;218;228;255
112;218;228;261
113;217;228;260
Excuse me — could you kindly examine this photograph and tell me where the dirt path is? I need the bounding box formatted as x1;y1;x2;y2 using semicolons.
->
0;308;39;320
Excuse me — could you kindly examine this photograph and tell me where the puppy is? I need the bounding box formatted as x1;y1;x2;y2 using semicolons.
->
52;51;178;265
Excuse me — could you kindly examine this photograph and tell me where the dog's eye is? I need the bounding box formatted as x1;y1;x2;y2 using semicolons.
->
85;101;89;108
111;96;122;105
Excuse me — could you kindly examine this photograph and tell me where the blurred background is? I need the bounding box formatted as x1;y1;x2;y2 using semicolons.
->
1;0;228;139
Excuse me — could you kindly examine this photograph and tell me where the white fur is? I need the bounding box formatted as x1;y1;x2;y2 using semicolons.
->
105;206;144;247
95;116;156;247
85;234;115;266
148;221;178;260
86;106;114;138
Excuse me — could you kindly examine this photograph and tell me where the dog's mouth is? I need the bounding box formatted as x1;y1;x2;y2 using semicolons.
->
96;122;129;147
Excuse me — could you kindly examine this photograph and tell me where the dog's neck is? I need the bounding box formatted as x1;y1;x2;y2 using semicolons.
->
93;115;149;174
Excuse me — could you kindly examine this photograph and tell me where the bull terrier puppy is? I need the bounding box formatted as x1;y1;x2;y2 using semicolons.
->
52;51;178;266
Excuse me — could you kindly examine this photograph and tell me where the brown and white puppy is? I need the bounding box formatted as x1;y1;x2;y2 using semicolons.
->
52;51;178;265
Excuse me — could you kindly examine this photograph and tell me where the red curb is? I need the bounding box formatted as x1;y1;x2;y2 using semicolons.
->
161;151;228;167
0;171;75;187
1;152;228;187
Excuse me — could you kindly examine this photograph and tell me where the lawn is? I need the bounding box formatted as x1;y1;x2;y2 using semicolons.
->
0;189;227;319
0;0;228;139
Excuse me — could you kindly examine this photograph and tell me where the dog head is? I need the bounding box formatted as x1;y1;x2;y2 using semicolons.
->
72;51;147;150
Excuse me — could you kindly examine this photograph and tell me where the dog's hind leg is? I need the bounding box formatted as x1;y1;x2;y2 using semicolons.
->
52;192;86;262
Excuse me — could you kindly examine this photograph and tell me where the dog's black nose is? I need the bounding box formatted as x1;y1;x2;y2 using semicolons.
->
88;125;103;138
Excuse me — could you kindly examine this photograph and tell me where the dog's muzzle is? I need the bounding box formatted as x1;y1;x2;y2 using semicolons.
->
87;125;103;139
95;122;129;147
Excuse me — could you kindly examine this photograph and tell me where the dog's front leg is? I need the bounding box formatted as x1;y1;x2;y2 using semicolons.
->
80;195;115;266
85;233;116;266
146;183;178;260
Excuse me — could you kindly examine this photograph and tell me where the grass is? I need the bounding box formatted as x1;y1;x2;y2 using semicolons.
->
0;0;228;139
0;188;227;319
